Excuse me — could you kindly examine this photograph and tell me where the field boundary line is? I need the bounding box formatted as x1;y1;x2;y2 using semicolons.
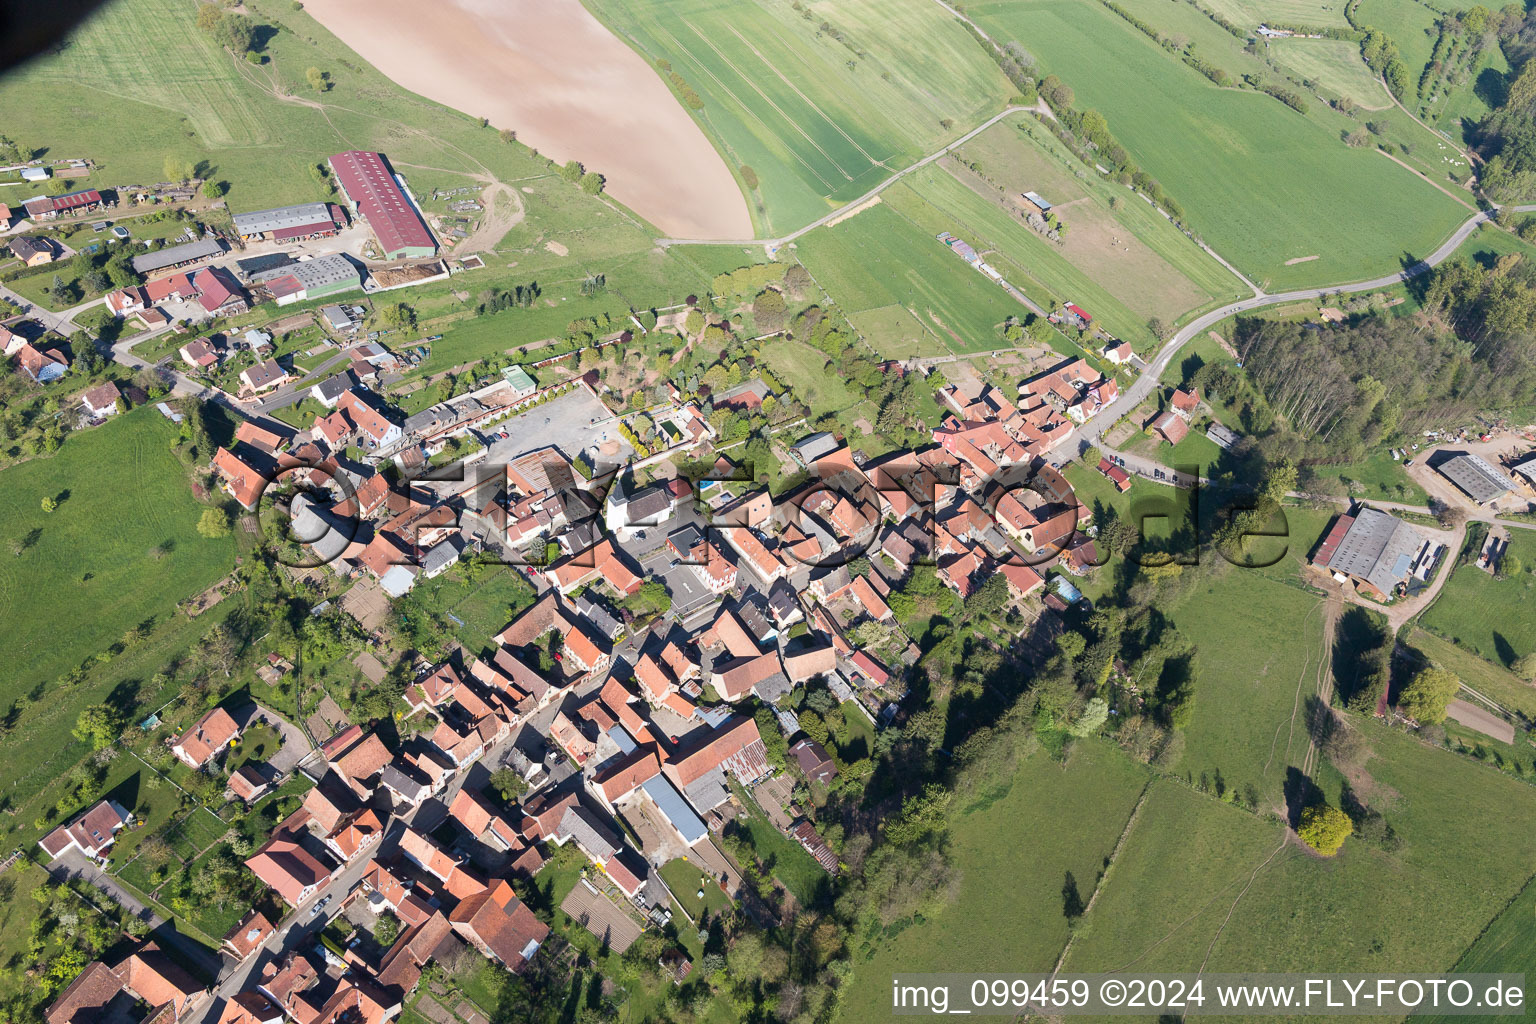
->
655;22;838;191
680;20;856;182
720;21;887;169
1050;778;1152;977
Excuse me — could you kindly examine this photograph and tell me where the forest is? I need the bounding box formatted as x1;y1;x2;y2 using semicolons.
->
1231;247;1536;463
1470;4;1536;202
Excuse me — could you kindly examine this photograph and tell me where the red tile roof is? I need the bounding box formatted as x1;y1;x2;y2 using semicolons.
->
213;446;267;509
448;880;548;973
174;706;241;767
665;715;769;786
245;834;332;906
329;151;436;256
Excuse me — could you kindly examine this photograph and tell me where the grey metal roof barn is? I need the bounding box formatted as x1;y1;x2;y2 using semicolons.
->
789;431;841;466
130;237;224;275
232;202;335;237
287;253;361;291
1437;453;1514;505
1326;507;1427;597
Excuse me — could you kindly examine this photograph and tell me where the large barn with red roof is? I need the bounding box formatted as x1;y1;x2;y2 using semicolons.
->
327;150;437;261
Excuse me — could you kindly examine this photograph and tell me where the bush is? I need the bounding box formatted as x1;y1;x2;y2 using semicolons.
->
1298;803;1352;856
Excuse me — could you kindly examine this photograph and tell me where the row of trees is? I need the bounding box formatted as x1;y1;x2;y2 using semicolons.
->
1468;5;1536;201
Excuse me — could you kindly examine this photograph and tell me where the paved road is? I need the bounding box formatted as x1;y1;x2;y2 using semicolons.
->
51;849;225;979
0;283;103;336
1071;204;1536;455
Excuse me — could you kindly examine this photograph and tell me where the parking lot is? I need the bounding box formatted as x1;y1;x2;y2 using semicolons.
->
619;506;721;621
480;387;629;465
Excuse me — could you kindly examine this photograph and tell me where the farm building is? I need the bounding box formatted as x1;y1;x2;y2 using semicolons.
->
192;267;249;316
21;188;102;220
936;230;981;265
1065;303;1093;327
261;252;363;305
501;364;538;397
1512;454;1536;490
789;431;843;468
320;305;358;331
8;235;57;266
131;236;225;275
231;202;343;241
1023;190;1052;212
328;150;437;260
1149;410;1188;445
1207;422;1240;450
1436;452;1514;505
1312;506;1437;600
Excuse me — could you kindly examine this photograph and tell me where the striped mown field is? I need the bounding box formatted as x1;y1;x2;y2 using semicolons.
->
584;0;1014;235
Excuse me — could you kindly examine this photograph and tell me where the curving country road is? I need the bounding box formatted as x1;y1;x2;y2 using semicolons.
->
1070;203;1536;454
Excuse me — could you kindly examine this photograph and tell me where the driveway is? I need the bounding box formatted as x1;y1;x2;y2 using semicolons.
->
50;850;224;980
229;702;314;776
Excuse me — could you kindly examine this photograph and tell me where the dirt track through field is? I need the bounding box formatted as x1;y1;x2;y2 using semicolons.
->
299;0;750;239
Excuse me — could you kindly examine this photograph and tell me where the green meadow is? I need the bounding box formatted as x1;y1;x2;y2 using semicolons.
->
968;0;1470;290
954;116;1249;325
839;743;1150;1021
791;194;1026;356
583;0;1013;235
1419;529;1536;670
0;407;234;704
1269;38;1395;108
1065;726;1536;975
1200;0;1353;29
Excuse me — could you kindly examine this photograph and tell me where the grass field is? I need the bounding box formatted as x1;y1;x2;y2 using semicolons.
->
1419;529;1536;670
731;785;827;906
839;743;1149;1021
1067;725;1536;974
1269;38;1394;109
0;407;235;703
792;196;1026;356
1429;44;1508;128
1355;0;1445;89
1422;873;1536;1020
19;0;272;147
658;858;732;922
967;0;1471;290
1200;0;1353;29
954;116;1248;324
584;0;1013;235
1165;545;1330;806
398;565;537;660
1302;451;1431;504
1406;628;1536;721
760;337;865;418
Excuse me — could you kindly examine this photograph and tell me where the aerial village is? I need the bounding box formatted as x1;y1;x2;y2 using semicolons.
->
17;143;1536;1024
14;143;1161;1024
